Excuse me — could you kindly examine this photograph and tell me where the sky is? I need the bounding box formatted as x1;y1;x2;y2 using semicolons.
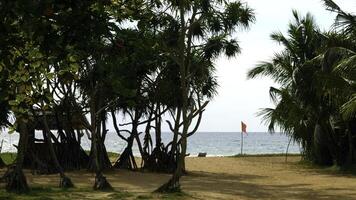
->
106;0;355;133
190;0;355;132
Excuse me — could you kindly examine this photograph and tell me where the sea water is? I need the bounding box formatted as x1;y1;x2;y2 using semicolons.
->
0;131;300;156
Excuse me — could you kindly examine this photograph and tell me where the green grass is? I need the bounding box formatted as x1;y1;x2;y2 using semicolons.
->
0;187;192;200
160;191;192;200
296;159;356;176
107;152;119;161
0;187;134;200
107;191;133;199
83;151;119;162
136;195;154;199
231;153;301;157
1;152;17;165
0;151;120;166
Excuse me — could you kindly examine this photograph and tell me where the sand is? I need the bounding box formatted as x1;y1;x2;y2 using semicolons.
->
2;156;356;199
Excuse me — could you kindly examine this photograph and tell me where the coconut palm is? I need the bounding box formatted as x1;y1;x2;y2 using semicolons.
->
248;11;337;164
322;0;356;121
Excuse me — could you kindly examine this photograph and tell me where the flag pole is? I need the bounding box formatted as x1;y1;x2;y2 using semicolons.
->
240;121;246;155
240;131;243;155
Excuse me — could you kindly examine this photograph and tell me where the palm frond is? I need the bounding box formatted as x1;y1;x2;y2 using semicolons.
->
322;0;342;12
341;94;356;120
247;61;274;79
269;87;282;104
334;54;356;81
322;0;356;34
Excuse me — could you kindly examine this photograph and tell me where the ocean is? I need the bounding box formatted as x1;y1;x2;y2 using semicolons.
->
0;131;300;156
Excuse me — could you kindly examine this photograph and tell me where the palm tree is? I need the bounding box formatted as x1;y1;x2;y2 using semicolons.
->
248;11;336;164
322;0;356;120
320;0;356;164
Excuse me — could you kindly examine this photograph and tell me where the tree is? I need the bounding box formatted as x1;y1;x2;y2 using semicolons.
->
138;0;254;192
247;11;333;164
322;0;356;120
248;7;356;166
0;0;121;192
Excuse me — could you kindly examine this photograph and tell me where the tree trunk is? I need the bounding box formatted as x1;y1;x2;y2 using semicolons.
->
114;133;137;170
155;107;162;149
156;123;187;193
114;110;142;170
347;119;356;165
4;119;29;193
313;123;333;166
90;96;112;191
170;108;181;165
157;2;188;191
88;139;111;171
42;116;74;188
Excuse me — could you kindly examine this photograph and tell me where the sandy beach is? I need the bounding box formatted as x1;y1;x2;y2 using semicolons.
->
2;155;355;200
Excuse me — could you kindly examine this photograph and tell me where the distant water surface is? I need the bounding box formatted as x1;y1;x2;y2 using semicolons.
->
0;132;300;156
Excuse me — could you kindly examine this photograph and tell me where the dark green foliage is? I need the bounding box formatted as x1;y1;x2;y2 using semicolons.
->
141;0;254;192
248;5;356;167
0;0;254;195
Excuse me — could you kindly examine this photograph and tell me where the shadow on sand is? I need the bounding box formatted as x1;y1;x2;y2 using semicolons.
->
181;171;356;200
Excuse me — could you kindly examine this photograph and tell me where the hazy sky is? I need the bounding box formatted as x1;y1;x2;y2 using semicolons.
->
193;0;355;132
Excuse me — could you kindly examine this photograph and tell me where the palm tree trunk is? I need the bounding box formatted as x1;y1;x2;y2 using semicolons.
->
347;119;356;165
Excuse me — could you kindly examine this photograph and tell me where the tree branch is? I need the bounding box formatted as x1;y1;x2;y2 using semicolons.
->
111;110;128;142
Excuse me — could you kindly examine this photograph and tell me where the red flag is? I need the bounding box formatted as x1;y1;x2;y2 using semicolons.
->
241;121;247;134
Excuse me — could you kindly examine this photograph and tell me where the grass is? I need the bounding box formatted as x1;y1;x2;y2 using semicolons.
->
1;152;16;165
160;192;192;200
138;191;192;200
136;195;154;199
296;159;356;176
1;152;120;166
231;153;301;157
84;151;119;163
0;150;189;200
0;187;191;200
0;187;134;200
107;152;119;162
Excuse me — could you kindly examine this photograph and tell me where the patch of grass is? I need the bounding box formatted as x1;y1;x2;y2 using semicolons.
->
84;151;119;162
1;152;17;165
0;187;135;200
231;153;301;158
107;152;119;162
136;195;154;199
296;160;356;176
339;164;356;174
160;191;192;200
0;191;15;200
32;197;53;200
108;191;133;199
0;187;56;200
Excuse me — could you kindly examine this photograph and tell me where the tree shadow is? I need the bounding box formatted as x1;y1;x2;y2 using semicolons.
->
181;171;356;200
